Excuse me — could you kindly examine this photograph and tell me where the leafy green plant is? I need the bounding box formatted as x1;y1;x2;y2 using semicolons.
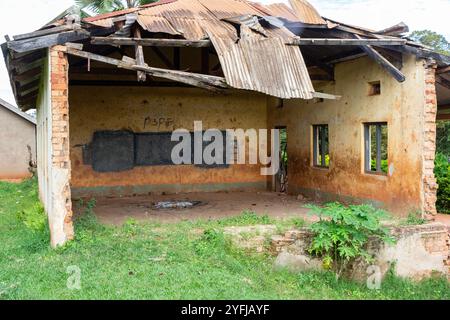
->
306;203;395;278
435;153;450;214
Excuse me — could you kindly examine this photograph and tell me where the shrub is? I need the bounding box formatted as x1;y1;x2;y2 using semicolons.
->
435;153;450;214
306;203;395;279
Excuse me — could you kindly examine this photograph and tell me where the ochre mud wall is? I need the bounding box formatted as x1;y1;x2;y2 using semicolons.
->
69;87;268;197
268;55;431;215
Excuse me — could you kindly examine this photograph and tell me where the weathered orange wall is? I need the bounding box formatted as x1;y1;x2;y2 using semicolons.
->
268;55;428;215
69;86;268;197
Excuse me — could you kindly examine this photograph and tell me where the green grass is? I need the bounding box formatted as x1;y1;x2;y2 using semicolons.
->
0;179;448;300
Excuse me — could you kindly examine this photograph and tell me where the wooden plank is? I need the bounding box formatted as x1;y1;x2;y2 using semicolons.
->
13;58;45;75
312;91;341;100
356;35;406;82
13;25;78;41
91;37;212;48
12;67;41;82
133;28;146;82
290;38;407;46
437;65;450;74
8;30;90;53
437;75;450;90
18;79;40;92
66;48;228;91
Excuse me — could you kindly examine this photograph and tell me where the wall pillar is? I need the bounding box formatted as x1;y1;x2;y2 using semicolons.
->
421;59;438;217
49;45;73;247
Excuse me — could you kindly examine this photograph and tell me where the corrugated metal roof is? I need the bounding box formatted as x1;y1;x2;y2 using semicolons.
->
204;22;314;99
264;3;300;22
130;0;316;98
288;0;326;25
137;15;180;35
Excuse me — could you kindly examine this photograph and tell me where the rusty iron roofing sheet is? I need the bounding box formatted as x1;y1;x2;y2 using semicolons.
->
139;0;215;19
264;3;300;22
288;0;326;25
165;16;208;40
137;15;180;35
197;0;264;20
89;18;114;28
203;22;314;99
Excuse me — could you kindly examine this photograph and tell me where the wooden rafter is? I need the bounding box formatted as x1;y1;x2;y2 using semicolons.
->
355;35;405;82
133;28;146;82
7;30;90;53
91;37;212;47
290;38;407;46
437;65;450;74
437;75;450;90
66;48;228;91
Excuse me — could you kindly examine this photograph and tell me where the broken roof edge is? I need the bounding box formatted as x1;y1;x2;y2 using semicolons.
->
0;97;36;125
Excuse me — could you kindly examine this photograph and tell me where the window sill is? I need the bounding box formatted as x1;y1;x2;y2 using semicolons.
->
363;171;389;179
312;166;330;171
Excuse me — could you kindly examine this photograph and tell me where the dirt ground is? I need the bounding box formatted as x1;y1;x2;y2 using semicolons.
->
76;191;315;225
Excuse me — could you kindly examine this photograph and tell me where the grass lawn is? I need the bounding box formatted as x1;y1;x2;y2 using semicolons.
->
0;178;448;300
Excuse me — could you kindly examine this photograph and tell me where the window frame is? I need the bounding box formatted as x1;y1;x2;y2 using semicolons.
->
312;124;329;169
364;122;388;175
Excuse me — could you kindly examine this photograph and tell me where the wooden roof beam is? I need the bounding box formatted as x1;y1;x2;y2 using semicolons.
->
290;38;407;46
7;30;90;53
437;75;450;90
66;48;228;91
91;37;212;48
437;65;450;74
356;35;406;82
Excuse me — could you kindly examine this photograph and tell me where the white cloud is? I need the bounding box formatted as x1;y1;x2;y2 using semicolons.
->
1;0;449;107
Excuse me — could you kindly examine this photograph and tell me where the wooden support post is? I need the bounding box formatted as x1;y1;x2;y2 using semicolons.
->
356;35;406;82
133;28;146;82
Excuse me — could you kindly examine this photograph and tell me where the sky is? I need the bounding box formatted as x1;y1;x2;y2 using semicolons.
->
1;0;449;107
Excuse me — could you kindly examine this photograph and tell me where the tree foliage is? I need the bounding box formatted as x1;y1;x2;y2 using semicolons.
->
75;0;157;14
409;30;450;55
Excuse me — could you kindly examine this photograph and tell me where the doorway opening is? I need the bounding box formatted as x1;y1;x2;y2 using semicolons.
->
275;126;288;193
